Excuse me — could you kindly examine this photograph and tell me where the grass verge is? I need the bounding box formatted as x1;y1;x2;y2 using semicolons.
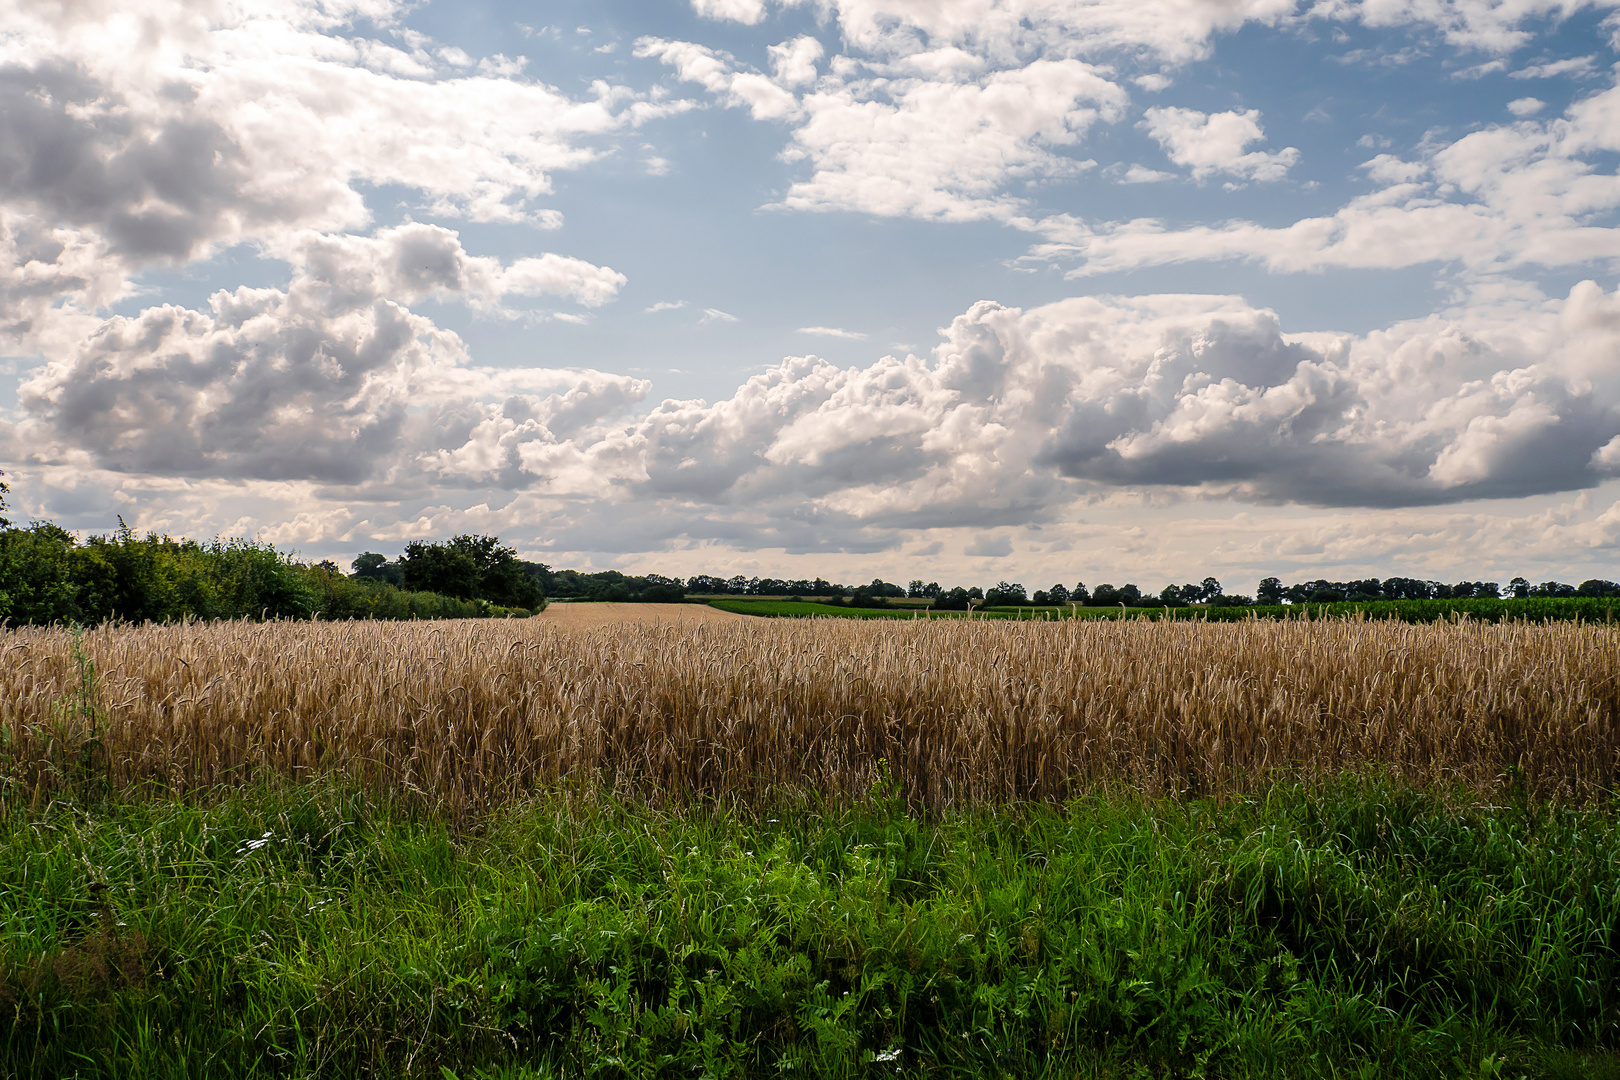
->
3;777;1618;1079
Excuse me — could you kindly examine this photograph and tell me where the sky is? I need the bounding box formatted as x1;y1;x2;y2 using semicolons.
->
4;0;1620;593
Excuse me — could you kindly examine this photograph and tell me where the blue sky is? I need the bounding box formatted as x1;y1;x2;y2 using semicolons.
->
5;0;1620;592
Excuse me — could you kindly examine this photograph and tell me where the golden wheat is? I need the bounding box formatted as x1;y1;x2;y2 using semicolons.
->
2;614;1616;813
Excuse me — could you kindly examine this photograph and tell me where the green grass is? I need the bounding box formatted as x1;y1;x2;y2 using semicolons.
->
965;598;1620;624
707;599;967;619
714;597;1620;623
4;778;1619;1079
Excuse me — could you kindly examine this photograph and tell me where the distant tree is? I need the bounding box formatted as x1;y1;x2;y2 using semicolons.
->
400;535;543;608
966;586;983;601
923;581;942;599
400;541;480;600
727;575;750;595
932;587;972;611
353;552;386;576
1031;590;1050;605
1196;577;1223;603
1382;577;1432;601
0;468;9;529
1578;579;1620;597
1256;577;1285;605
1091;583;1119;606
1508;576;1531;599
908;579;926;598
1047;583;1070;604
1118;583;1142;606
1160;584;1186;607
1070;582;1091;605
351;552;405;585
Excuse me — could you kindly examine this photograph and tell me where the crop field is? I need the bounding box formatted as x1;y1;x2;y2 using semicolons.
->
716;595;1620;623
5;614;1620;1079
707;598;963;619
5;614;1618;814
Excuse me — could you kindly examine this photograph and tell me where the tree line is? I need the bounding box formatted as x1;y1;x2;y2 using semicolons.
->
5;472;1618;624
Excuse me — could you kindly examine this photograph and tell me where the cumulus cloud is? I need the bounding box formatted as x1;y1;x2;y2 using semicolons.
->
692;0;769;24
768;35;824;87
0;0;674;356
11;223;643;485
634;37;800;120
779;60;1125;222
17;280;1620;574
280;223;626;312
1037;78;1620;277
1141;107;1299;182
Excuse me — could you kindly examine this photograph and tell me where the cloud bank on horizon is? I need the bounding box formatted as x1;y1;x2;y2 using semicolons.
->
4;0;1620;589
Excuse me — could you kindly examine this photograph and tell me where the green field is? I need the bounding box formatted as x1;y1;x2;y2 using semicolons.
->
707;598;963;619
721;596;1620;623
6;777;1620;1079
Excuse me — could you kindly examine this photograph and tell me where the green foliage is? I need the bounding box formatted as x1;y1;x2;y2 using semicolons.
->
2;779;1618;1078
401;535;545;609
0;523;534;626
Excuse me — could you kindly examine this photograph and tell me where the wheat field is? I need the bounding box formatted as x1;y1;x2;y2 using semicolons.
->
3;613;1617;814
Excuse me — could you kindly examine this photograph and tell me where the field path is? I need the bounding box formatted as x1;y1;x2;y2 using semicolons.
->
537;601;746;627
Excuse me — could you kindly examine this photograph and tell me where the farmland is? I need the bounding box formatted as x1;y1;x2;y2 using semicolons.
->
3;613;1620;1077
714;595;1620;623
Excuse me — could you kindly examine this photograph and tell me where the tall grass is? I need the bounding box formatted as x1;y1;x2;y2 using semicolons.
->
5;779;1620;1079
3;615;1617;816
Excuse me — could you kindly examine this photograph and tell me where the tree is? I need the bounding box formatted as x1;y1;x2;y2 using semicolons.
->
1071;582;1091;605
1508;576;1531;599
351;552;404;585
1160;584;1186;607
399;535;543;608
400;541;480;599
1256;577;1284;605
1197;577;1223;603
0;467;9;529
1091;583;1119;606
1047;583;1070;604
984;581;1027;606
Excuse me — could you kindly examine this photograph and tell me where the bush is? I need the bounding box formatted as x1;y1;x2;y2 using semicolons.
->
0;522;534;626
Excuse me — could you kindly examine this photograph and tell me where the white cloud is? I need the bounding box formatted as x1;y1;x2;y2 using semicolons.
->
0;0;672;359
799;325;868;338
1037;79;1620;277
778;59;1126;222
1360;153;1427;183
646;300;688;313
1507;96;1546;117
278;223;626;312
635;38;800;120
691;0;769;24
1141;107;1299;182
29;284;1620;522
768;35;824;87
700;307;739;322
1121;164;1175;183
1511;55;1599;79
